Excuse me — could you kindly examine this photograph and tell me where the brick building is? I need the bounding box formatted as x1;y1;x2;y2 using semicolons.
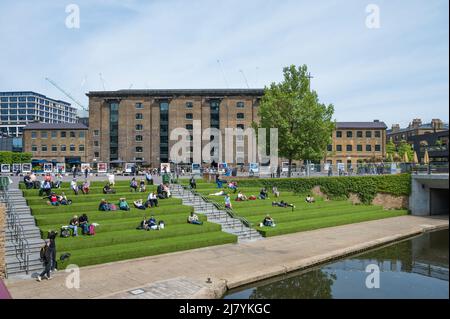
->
22;123;88;165
325;121;387;168
387;118;448;146
87;89;263;167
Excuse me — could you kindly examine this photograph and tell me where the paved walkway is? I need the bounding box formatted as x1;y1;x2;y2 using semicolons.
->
5;215;448;299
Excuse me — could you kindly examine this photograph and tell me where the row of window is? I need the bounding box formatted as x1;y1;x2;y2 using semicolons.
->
31;131;86;139
134;101;248;109
328;144;382;152
336;131;381;138
31;144;85;152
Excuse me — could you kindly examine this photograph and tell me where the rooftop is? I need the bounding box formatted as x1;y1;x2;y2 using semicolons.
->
336;121;387;129
87;88;265;98
23;123;88;130
0;91;72;106
387;122;449;134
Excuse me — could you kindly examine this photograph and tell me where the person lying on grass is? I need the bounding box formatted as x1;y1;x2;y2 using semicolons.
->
235;191;248;201
81;180;90;194
209;190;226;196
272;200;295;210
260;215;276;227
187;212;203;225
118;198;130;211
139;179;146;192
305;195;315;203
103;183;116;194
133;199;146;210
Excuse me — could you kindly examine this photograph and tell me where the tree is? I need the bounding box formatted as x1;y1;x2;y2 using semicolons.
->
256;65;335;177
386;138;396;161
397;140;414;162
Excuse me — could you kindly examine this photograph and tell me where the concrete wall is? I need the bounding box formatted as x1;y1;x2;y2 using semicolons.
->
410;174;449;216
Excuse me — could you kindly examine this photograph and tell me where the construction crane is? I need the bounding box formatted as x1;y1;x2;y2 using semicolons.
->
45;77;88;112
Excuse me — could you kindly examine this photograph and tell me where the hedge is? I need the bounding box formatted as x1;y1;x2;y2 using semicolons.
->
233;174;411;204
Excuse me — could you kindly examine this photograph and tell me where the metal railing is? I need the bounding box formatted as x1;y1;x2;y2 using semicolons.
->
1;187;31;276
177;184;256;240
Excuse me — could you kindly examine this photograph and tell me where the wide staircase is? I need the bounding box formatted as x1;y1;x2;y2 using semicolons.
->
170;184;263;242
1;178;43;278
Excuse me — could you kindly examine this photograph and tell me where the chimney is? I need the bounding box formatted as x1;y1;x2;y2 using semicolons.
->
410;118;422;129
373;119;380;122
431;119;443;130
391;124;400;132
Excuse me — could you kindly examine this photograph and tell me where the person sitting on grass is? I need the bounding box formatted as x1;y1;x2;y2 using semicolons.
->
108;173;115;186
272;186;280;198
99;199;110;211
209;190;226;196
146;216;158;230
305;195;315;203
39;180;52;197
146;192;159;208
136;217;148;230
261;215;276;227
24;174;33;189
258;188;269;200
187;212;203;225
130;178;138;192
236;191;248;201
58;192;71;205
54;174;62;189
228;181;238;193
68;215;79;236
44;192;59;206
103;183;116;194
81;180;90;194
163;184;171;198
224;194;232;209
272;200;295;210
78;213;89;235
70;179;79;195
157;184;167;199
139;179;146;192
118;198;130;211
133;199;146;210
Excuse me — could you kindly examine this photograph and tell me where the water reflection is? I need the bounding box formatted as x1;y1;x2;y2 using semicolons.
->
225;230;449;299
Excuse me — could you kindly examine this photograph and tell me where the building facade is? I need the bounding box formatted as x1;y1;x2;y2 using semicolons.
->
325;121;387;168
387;118;448;145
87;89;263;167
0;91;77;137
22;123;88;165
409;130;449;164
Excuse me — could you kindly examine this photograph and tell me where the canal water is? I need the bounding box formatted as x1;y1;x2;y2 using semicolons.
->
225;229;449;299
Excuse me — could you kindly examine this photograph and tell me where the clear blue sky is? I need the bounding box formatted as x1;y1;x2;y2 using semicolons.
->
0;0;448;126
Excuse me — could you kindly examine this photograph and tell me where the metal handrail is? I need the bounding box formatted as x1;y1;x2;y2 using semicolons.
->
1;188;31;274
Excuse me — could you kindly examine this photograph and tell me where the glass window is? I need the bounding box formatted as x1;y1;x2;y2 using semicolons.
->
18;97;26;102
186;113;193;120
94;141;99;147
375;145;381;152
50;131;56;138
346;131;353;138
366;145;372;152
0;103;7;108
327;145;332;152
61;145;66;152
336;131;342;138
237;124;245;130
61;131;66;138
186;124;193;130
70;131;76;138
135;113;143;120
357;131;363;138
10;109;17;114
357;145;363;152
79;131;85;138
136;124;143;131
27;97;35;102
18;103;26;108
186;102;193;109
31;132;37;139
41;131;48;138
94;152;99;158
365;131;372;138
237;113;245;119
135;102;143;109
31;145;37;152
136;135;143;141
79;144;85;152
136;146;143;153
41;145;48;152
51;145;57;152
346;145;352;151
375;131;381;138
70;144;75;152
93;130;99;136
336;145;342;152
9;97;17;102
236;102;245;108
0;97;8;102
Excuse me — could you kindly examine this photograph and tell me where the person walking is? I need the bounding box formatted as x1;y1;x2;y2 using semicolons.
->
72;166;77;179
84;166;89;179
37;240;52;281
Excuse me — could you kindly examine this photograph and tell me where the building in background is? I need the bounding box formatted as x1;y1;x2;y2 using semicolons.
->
409;130;449;164
87;89;263;167
0;91;77;137
77;116;89;127
387;118;448;145
0;135;23;152
22;123;88;167
325;121;388;169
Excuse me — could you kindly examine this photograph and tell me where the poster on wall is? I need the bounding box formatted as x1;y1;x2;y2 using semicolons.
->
191;163;201;174
125;163;136;173
56;163;66;174
218;163;227;173
160;163;170;174
97;163;108;173
21;163;32;173
43;163;53;173
282;162;289;172
12;163;21;173
1;164;10;173
80;163;91;172
249;162;259;174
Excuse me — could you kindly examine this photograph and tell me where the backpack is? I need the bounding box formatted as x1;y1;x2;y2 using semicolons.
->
89;224;95;236
39;246;47;261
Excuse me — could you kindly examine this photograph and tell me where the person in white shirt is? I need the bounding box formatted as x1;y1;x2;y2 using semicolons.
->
146;192;159;208
70;179;79;195
108;173;115;186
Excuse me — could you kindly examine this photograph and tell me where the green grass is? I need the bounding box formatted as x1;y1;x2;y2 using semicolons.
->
180;179;409;237
21;180;237;269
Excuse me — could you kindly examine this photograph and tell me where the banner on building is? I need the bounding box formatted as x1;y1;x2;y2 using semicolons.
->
1;164;10;173
160;163;170;173
191;163;201;174
249;162;260;174
80;163;91;172
43;163;53;173
21;163;32;173
218;163;228;173
97;163;108;173
56;163;66;174
12;163;21;173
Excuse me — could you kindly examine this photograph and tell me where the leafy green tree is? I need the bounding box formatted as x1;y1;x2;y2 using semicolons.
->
256;65;335;177
386;138;396;161
397;140;414;161
0;151;13;164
